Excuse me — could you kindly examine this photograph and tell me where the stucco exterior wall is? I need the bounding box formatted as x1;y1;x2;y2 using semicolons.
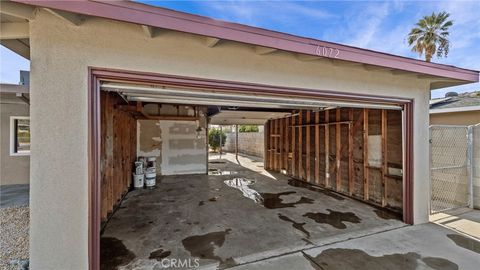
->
0;103;30;185
29;10;431;269
430;111;480;125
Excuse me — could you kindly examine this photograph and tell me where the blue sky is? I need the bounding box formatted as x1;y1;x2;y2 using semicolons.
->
1;0;479;98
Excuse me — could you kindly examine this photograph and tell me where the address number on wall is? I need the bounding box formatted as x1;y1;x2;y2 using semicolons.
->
315;46;340;58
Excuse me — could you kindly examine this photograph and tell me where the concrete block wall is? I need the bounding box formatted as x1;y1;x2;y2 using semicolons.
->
224;132;264;159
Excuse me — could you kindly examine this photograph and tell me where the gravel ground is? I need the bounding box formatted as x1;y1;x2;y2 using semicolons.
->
0;206;29;270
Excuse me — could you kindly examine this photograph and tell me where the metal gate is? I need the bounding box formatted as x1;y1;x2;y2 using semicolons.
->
429;125;473;214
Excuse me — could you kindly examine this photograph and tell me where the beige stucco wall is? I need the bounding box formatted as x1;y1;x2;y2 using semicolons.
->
29;10;432;269
430;111;480;125
0;102;30;185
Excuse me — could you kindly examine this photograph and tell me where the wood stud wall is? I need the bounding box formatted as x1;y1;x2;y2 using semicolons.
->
100;92;137;221
265;107;403;212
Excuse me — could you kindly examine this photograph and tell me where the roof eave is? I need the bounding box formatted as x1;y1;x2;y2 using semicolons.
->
10;0;480;84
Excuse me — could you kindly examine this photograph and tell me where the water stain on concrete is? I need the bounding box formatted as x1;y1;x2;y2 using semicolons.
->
303;209;361;229
209;161;226;164
373;209;402;220
224;178;263;203
447;234;480;254
149;249;171;261
223;178;314;209
208;169;239;175
100;237;136;270
287;179;345;201
261;191;314;209
182;229;236;268
209;196;219;202
198;201;205;206
278;213;310;238
305;248;458;270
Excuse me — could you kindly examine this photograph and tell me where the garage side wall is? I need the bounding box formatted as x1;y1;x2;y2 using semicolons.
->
265;108;403;212
29;11;430;269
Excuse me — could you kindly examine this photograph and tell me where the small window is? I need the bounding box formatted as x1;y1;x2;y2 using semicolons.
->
10;116;30;156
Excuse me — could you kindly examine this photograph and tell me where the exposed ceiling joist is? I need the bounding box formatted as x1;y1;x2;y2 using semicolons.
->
0;1;36;20
44;8;82;26
0;39;30;59
205;37;220;47
0;22;29;39
254;46;277;55
141;25;155;38
16;93;29;104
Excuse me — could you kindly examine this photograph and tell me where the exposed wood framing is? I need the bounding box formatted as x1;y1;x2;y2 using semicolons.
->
315;111;320;184
298;110;303;179
265;107;403;214
348;108;354;195
0;1;36;20
363;108;369;201
336;109;341;190
381;109;387;207
206;37;220;47
306;111;311;182
142;25;155;38
324;110;330;188
44;8;83;26
254;46;277;55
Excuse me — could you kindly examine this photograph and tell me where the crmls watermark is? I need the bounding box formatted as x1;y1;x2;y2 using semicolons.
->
159;258;200;269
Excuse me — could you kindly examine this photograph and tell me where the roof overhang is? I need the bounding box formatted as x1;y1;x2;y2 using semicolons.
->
3;0;479;89
430;105;480;114
0;83;29;104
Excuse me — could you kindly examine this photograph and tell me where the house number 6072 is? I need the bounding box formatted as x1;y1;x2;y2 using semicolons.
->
315;46;340;58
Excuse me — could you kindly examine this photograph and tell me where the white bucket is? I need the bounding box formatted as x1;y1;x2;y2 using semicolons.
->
145;172;156;188
133;173;144;189
134;161;144;175
146;157;156;169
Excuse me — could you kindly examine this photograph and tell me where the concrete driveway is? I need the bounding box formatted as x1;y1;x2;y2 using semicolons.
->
231;221;480;270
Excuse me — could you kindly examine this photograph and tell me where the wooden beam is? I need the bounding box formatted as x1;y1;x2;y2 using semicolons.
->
279;118;284;171
270;120;274;170
306;111;311;182
315;111;320;185
274;119;278;171
363;108;369;201
44;8;83;26
291;113;296;176
254;46;277;55
139;115;200;121
298;110;303;179
284;117;289;172
0;22;29;39
381;109;387;207
348;109;354;195
142;25;155;38
15;93;29;105
0;2;36;20
206;37;221;47
0;39;30;59
336;109;341;191
325;110;330;188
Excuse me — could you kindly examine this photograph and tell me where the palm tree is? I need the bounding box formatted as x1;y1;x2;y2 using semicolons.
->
407;11;453;62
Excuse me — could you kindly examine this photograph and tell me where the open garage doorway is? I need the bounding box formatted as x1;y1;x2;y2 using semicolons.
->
90;68;414;269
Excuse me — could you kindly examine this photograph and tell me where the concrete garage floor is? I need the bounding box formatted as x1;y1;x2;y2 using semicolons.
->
101;153;405;269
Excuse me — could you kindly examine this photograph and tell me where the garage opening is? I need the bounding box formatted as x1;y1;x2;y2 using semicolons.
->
93;72;411;269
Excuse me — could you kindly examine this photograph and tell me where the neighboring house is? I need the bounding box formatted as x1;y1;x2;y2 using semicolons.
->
0;71;30;186
0;1;479;270
430;91;480;125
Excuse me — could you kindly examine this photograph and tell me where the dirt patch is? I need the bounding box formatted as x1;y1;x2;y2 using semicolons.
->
0;206;29;270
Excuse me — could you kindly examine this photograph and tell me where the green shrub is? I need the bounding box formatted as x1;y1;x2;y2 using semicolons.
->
208;128;227;152
238;125;259;133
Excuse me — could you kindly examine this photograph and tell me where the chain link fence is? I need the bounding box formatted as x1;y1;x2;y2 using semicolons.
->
429;125;472;214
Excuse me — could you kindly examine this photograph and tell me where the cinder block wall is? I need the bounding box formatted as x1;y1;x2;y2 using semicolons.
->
224;132;264;159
